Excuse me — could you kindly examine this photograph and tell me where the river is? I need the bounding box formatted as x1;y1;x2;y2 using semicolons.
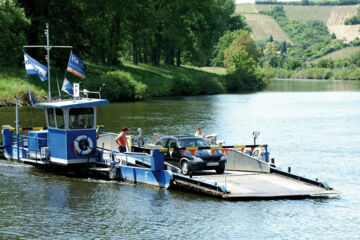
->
1;79;360;239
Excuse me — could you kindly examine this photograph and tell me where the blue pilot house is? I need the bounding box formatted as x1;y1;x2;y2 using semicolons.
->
34;99;108;165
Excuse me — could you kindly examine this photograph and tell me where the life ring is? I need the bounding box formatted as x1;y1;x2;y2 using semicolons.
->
73;135;94;155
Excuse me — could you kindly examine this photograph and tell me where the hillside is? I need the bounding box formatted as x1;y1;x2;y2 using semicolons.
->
244;14;292;42
238;4;333;23
327;5;360;42
311;46;360;63
255;5;333;22
236;3;360;42
236;3;258;14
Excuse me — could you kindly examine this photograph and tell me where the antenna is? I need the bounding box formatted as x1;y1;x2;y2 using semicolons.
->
23;23;72;101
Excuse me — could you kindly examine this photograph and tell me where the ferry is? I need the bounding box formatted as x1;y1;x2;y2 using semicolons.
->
0;25;339;200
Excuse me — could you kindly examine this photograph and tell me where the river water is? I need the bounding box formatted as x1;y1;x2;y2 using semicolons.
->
1;79;360;239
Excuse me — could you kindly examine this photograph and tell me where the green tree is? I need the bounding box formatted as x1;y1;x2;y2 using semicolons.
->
300;0;310;5
268;35;274;43
264;42;277;55
223;30;260;68
224;50;266;91
0;0;30;67
212;29;253;67
280;41;287;54
269;55;281;68
226;13;251;32
228;50;256;74
14;0;238;68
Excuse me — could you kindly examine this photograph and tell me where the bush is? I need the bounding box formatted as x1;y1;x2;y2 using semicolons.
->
224;50;268;91
323;69;333;79
292;68;326;79
169;75;225;96
224;69;267;92
345;16;360;25
169;77;194;95
193;76;225;95
286;58;302;70
275;68;292;78
102;71;147;101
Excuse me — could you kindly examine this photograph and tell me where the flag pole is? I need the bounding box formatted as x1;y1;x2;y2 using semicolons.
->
56;75;61;98
23;23;72;102
45;23;51;101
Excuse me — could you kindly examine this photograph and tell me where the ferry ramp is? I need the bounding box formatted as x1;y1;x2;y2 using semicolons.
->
171;149;338;200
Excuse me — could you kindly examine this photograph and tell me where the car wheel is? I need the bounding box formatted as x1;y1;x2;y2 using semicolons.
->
181;161;190;175
216;167;225;174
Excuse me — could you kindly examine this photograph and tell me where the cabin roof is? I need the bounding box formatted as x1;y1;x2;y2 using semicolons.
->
34;98;109;108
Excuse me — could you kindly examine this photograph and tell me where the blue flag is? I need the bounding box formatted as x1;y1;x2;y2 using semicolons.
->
28;87;36;106
24;52;48;81
61;78;74;96
67;51;86;79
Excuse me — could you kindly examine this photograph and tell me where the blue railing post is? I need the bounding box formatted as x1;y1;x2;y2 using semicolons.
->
15;96;20;162
151;150;164;171
265;145;269;163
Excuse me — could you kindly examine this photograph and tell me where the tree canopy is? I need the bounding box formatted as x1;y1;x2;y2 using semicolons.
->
1;0;247;68
0;0;29;67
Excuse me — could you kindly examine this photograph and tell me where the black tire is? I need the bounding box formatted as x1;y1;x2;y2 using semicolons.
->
181;161;191;175
215;167;225;174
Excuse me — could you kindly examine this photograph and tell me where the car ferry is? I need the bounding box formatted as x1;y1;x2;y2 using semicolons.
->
0;25;339;200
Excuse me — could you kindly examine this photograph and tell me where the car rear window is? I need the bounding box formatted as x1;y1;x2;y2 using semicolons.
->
178;138;209;148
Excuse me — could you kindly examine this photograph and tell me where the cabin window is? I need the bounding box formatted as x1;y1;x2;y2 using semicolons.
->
55;109;65;129
47;108;56;128
69;108;94;129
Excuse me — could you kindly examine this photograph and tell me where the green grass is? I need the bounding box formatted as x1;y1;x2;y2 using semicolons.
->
109;62;225;97
0;67;47;106
0;62;226;106
184;66;227;75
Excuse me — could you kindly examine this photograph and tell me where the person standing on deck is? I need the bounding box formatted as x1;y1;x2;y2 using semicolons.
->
115;127;128;153
137;128;144;148
195;126;205;138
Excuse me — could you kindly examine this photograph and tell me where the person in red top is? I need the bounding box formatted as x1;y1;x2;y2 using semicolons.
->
115;127;128;153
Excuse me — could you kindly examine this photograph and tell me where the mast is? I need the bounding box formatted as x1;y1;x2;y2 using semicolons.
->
46;23;51;100
24;23;72;101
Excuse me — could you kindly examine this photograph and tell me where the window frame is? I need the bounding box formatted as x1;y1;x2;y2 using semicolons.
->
68;107;95;130
168;139;179;149
55;108;65;129
46;108;56;128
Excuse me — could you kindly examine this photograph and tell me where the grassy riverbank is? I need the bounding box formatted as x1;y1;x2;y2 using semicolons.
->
0;62;226;106
263;67;360;80
0;67;47;106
